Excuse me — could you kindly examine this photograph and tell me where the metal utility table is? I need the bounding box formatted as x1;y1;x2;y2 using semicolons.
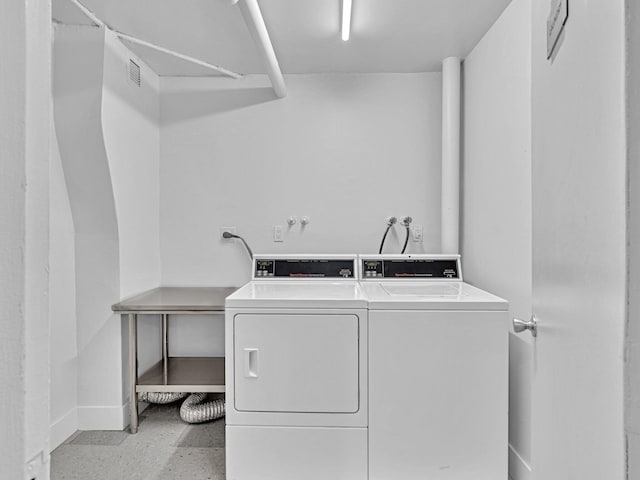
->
112;286;237;433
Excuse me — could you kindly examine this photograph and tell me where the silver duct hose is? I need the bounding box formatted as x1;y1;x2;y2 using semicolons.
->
179;393;226;424
139;391;225;424
139;391;187;404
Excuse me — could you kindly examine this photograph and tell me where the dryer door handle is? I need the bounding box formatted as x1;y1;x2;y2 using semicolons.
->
243;348;259;378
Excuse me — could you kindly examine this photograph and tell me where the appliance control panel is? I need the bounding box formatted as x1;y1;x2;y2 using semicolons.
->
361;257;461;280
254;258;355;279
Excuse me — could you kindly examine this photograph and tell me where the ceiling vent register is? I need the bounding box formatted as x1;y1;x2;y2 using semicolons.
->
128;59;141;87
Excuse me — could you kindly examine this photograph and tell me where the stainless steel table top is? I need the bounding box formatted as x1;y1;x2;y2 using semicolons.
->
112;286;238;313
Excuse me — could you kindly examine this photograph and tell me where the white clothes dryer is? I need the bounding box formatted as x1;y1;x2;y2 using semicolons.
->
225;255;367;480
359;254;509;480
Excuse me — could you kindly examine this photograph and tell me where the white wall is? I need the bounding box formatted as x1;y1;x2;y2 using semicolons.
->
53;25;162;431
24;1;52;475
627;0;640;475
159;73;442;355
461;1;532;479
53;25;125;430
160;73;442;286
0;0;51;478
531;0;626;478
102;31;162;376
102;30;161;298
49;123;78;450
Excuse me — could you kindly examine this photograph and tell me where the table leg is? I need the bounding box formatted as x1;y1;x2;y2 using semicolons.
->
162;313;168;384
129;313;138;434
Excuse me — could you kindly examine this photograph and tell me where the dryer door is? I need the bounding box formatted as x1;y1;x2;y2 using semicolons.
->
233;313;360;413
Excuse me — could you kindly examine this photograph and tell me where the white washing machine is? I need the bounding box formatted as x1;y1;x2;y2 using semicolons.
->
225;254;368;480
359;254;509;480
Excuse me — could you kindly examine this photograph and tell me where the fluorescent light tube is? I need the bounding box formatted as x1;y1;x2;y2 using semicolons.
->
342;0;352;41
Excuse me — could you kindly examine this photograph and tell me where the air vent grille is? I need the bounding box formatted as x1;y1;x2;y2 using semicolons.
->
128;59;141;87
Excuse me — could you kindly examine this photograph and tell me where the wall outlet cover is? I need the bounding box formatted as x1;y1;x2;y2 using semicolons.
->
412;225;423;242
273;225;284;242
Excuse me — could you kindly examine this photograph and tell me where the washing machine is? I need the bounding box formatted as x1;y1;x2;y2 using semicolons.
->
225;254;368;480
359;254;509;480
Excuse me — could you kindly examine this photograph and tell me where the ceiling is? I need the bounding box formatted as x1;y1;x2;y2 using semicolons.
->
53;0;513;76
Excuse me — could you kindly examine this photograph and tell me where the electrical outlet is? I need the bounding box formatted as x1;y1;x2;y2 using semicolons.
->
273;225;284;242
412;225;423;242
221;226;236;238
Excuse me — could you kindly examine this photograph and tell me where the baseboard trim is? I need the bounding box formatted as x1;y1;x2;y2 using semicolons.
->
77;404;127;431
508;443;532;480
50;407;78;451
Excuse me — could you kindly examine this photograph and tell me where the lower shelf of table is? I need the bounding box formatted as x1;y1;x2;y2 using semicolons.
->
136;356;225;393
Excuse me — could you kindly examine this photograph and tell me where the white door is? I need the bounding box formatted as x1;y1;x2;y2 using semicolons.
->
530;1;627;479
233;313;360;413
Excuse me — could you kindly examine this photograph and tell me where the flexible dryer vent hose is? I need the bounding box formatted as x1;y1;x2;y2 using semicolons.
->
139;391;187;404
179;393;226;424
139;392;225;424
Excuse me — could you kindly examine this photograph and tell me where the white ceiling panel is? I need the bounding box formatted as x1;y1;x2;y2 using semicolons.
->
53;0;513;76
53;0;96;26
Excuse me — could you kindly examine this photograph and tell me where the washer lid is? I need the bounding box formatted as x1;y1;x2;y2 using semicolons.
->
361;281;507;311
226;281;367;309
381;283;463;297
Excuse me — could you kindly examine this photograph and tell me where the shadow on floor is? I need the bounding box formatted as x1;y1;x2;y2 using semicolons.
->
51;403;225;480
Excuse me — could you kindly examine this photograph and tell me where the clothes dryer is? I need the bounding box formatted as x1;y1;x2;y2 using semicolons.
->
359;254;509;480
225;255;367;480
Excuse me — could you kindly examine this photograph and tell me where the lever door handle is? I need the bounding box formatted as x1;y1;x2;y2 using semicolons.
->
513;316;537;337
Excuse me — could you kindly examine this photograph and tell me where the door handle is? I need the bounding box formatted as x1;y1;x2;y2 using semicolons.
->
243;348;259;378
513;316;537;337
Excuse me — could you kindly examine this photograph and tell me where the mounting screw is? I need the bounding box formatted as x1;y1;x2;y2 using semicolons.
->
300;216;310;226
287;216;297;226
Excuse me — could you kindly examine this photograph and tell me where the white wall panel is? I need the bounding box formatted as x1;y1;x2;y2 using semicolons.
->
159;73;442;287
1;1;51;477
102;31;163;378
627;0;640;475
102;30;161;298
461;0;532;476
49;124;78;450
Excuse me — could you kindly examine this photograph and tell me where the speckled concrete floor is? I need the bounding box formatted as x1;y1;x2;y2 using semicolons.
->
50;403;225;480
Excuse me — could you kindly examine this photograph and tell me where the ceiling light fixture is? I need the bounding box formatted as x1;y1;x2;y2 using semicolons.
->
342;0;352;41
